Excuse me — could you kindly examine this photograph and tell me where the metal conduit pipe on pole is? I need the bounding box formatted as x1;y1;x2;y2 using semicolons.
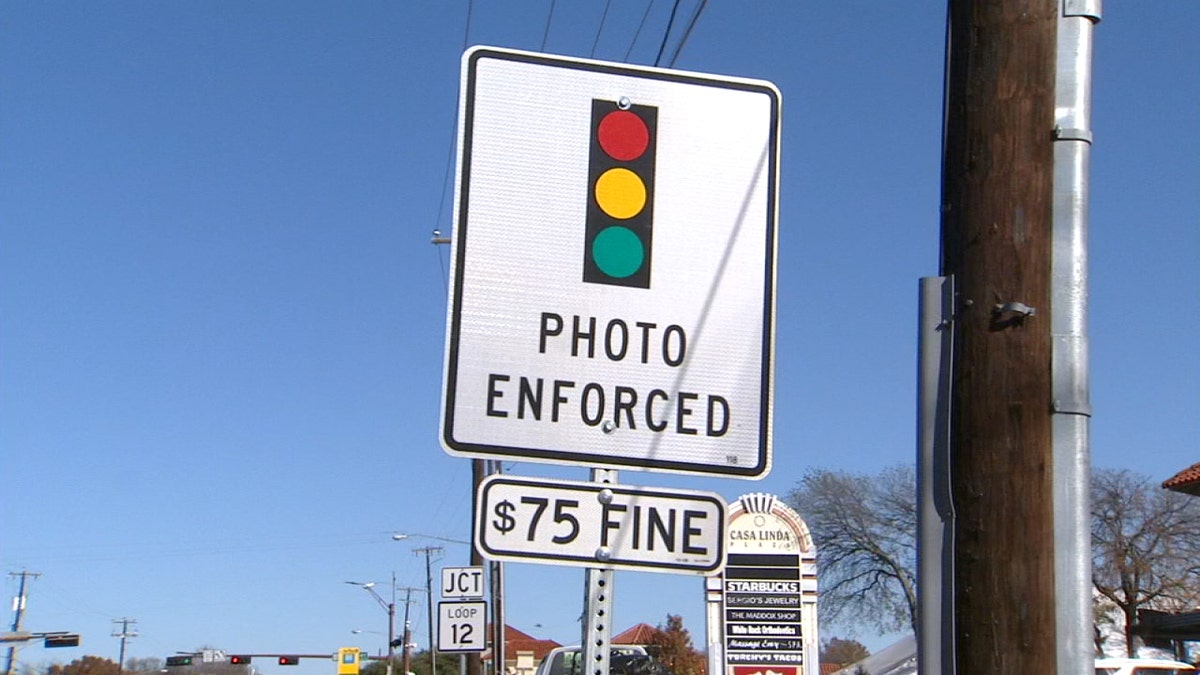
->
917;277;956;675
1052;2;1101;674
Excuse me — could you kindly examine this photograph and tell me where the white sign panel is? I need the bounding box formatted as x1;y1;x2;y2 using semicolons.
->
441;566;486;599
475;474;726;574
438;600;487;653
440;46;780;478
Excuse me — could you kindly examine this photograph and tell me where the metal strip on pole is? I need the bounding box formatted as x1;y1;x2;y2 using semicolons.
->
1052;2;1101;674
917;276;956;675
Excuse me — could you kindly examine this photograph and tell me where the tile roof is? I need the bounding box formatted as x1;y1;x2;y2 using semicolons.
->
482;624;562;663
1163;462;1200;496
612;623;659;645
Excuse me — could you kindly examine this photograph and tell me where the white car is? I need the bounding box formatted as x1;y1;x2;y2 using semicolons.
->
1095;657;1197;674
534;645;649;675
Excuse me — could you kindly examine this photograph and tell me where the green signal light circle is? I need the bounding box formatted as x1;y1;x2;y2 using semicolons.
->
592;226;645;279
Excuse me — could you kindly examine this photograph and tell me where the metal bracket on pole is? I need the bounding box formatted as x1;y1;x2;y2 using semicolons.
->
1063;0;1102;22
581;469;617;675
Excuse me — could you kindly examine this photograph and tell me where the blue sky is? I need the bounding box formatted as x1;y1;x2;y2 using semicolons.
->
1;1;1197;673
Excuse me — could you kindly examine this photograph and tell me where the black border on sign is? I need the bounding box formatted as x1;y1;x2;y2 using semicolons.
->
437;600;488;653
442;46;780;479
473;475;727;574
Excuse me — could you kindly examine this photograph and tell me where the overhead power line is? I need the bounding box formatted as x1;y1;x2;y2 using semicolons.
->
540;0;558;52
666;0;707;68
653;0;683;67
623;1;656;62
589;0;614;58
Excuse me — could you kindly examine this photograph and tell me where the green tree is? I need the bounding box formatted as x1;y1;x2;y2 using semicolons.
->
787;465;918;635
406;650;460;675
361;660;391;675
645;615;704;675
819;637;869;667
1091;468;1200;656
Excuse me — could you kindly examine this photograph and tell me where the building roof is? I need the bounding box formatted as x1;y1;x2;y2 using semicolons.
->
1163;462;1200;496
483;624;562;663
612;623;659;645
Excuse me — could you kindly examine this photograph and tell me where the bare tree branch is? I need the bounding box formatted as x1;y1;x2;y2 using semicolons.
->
787;465;918;635
1091;468;1200;656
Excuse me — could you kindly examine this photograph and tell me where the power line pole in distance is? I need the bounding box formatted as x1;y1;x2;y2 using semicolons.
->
4;571;41;675
397;586;421;675
415;546;443;675
112;618;138;674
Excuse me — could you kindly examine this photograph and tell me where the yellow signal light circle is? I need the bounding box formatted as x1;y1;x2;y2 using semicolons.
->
594;168;646;220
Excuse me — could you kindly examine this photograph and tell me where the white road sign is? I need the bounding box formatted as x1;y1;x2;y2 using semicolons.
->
440;566;485;599
440;46;781;478
437;601;487;653
474;474;726;574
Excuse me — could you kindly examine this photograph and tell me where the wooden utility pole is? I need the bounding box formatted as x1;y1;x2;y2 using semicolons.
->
940;1;1058;672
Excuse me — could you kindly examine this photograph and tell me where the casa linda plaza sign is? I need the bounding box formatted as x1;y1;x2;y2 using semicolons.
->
440;46;781;479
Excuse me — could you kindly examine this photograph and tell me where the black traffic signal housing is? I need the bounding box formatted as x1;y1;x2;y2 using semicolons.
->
229;656;252;665
44;634;80;648
165;656;194;667
583;98;657;289
278;656;300;666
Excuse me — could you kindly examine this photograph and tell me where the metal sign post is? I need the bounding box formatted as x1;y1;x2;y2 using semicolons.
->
581;469;617;675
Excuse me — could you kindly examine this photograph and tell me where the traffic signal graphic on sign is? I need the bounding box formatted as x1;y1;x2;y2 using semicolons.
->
584;99;657;289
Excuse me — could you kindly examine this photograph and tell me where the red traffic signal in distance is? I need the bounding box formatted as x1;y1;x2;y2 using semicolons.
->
229;656;251;665
278;656;300;666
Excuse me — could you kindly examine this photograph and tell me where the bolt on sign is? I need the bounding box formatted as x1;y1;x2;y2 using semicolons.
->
440;46;782;478
718;494;818;675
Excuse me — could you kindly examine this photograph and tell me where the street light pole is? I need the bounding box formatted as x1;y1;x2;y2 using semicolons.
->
346;581;396;675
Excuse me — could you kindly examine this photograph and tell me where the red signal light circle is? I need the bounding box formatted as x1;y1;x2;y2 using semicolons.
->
597;110;649;161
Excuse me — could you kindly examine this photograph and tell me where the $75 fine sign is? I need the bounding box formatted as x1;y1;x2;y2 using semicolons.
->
474;475;727;574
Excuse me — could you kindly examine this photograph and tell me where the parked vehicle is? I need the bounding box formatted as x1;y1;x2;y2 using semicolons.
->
534;646;650;675
1095;657;1197;675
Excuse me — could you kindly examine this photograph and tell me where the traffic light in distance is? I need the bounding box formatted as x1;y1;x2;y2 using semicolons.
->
44;634;80;648
584;98;657;289
165;656;194;667
278;656;300;666
229;656;252;665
